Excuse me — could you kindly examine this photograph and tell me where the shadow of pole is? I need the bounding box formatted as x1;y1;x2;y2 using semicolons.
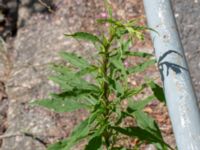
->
157;50;188;82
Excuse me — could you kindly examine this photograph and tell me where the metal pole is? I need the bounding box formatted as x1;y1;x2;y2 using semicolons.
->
143;0;200;149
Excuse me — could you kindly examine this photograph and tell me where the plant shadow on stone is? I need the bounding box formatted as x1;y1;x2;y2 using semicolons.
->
32;1;175;150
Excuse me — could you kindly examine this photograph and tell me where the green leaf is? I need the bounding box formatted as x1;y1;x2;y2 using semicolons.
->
104;0;113;18
85;136;102;150
47;139;68;150
148;81;166;103
122;84;146;99
154;143;168;150
59;51;90;69
48;76;73;91
76;66;97;77
112;126;157;142
50;73;98;91
108;77;124;96
32;87;98;113
65;32;102;44
97;18;122;26
48;119;90;150
131;111;170;149
127;95;155;112
31;97;89;113
50;64;72;75
133;111;162;139
49;63;98;92
126;26;144;40
111;147;128;150
51;64;97;78
121;39;132;53
115;27;128;38
124;51;153;58
112;126;166;146
127;59;156;75
48;112;98;150
110;55;127;76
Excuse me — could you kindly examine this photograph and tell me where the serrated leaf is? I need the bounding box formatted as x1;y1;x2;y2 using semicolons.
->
51;64;97;78
112;126;167;146
31;97;89;113
133;111;169;150
50;65;98;92
76;66;97;77
52;90;98;106
50;73;98;91
85;136;102;150
32;87;99;113
148;81;166;103
127;59;156;75
65;32;102;44
49;76;74;91
59;51;90;69
133;111;162;139
50;64;72;75
112;126;158;142
127;95;155;112
131;111;170;149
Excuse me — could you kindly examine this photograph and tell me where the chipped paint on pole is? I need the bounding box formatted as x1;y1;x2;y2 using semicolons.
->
143;0;200;149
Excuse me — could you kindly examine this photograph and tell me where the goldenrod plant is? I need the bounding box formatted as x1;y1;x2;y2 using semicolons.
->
33;1;173;150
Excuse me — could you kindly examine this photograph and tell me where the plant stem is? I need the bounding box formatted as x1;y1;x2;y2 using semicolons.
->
101;34;114;149
102;48;109;103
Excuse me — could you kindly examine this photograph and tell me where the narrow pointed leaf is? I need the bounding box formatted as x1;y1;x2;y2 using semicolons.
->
122;84;146;99
48;118;90;150
133;111;163;139
65;32;102;44
48;76;73;91
110;55;127;76
127;95;155;112
148;81;166;103
49;74;98;91
59;51;90;69
85;136;102;150
76;66;97;77
121;39;132;53
108;77;124;96
31;97;90;113
112;127;168;146
112;126;159;142
131;111;170;149
127;59;156;74
124;51;153;58
97;18;122;26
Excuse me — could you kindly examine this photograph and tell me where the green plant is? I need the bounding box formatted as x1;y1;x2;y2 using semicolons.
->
32;1;173;150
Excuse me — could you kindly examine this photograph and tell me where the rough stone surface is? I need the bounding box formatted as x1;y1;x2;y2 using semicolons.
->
4;0;200;149
0;1;18;39
0;0;149;150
